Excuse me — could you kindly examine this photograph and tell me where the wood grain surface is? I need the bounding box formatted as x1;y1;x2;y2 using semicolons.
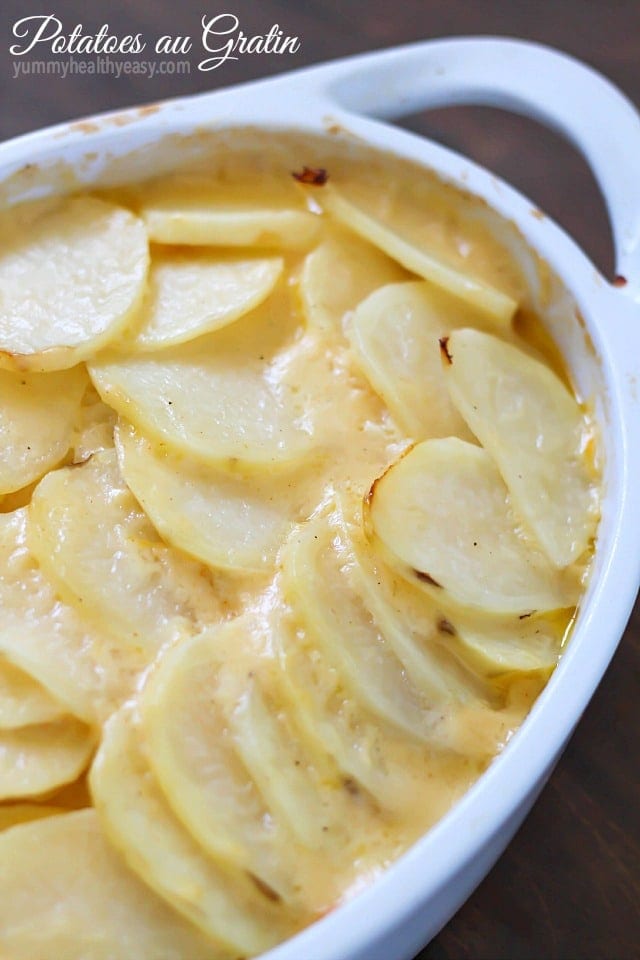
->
1;2;638;958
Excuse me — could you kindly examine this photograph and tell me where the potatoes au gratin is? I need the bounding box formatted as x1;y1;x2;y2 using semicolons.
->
0;143;599;959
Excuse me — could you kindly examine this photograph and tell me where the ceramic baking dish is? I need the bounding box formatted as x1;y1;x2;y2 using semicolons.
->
1;36;638;960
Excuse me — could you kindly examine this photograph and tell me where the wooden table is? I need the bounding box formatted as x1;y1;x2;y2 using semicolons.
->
2;1;638;957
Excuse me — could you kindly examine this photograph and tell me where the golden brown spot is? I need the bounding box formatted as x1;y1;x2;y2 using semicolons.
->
247;872;281;903
414;571;442;588
343;777;360;796
439;336;452;365
437;617;456;636
530;207;545;220
292;167;329;186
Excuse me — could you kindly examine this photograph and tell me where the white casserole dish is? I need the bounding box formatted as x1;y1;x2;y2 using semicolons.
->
1;36;639;960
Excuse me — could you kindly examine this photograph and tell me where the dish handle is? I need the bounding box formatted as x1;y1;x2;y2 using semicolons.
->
309;37;640;297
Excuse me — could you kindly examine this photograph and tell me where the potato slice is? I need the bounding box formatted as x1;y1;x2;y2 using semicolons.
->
339;500;563;677
347;282;475;440
229;678;339;848
340;511;491;699
29;450;222;650
0;718;94;800
115;421;316;573
69;386;117;463
0;810;218;960
0;508;147;724
127;249;283;352
281;512;484;746
139;624;302;903
320;186;517;323
0;197;148;372
274;615;409;808
91;706;300;955
0;803;64;831
443;612;564;676
299;227;407;332
0;366;87;495
274;606;482;817
90;285;315;469
213;623;364;854
443;328;598;566
141;176;320;249
368;439;573;614
0;657;65;729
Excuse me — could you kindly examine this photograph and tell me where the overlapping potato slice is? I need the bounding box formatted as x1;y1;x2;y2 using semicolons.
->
140;176;320;249
90;285;316;469
338;500;562;678
28;450;222;649
282;509;487;747
0;657;65;729
320;186;517;323
69;387;117;462
0;197;148;372
0;508;147;724
0;803;64;831
274;614;410;808
299;227;408;332
212;621;364;854
0;366;87;494
368;439;574;614
347;282;475;440
0;718;94;800
127;249;283;351
139;623;303;903
115;421;317;573
0;810;218;960
443;612;565;676
274;610;483;816
91;706;300;955
442;328;598;566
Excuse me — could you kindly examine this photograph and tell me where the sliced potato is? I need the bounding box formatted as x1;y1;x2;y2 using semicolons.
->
0;803;64;831
0;718;94;800
282;511;487;747
0;508;147;724
141;176;320;249
274;606;481;815
91;706;300;955
0;197;148;372
217;629;361;853
28;450;223;650
115;421;317;573
299;227;407;332
69;386;117;462
368;439;573;614
230;679;336;848
443;612;564;676
347;282;475;440
0;657;65;729
127;249;283;351
320;185;517;324
90;286;315;469
274;614;409;808
338;506;490;700
0;366;87;494
0;810;218;960
443;328;598;566
139;623;301;903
